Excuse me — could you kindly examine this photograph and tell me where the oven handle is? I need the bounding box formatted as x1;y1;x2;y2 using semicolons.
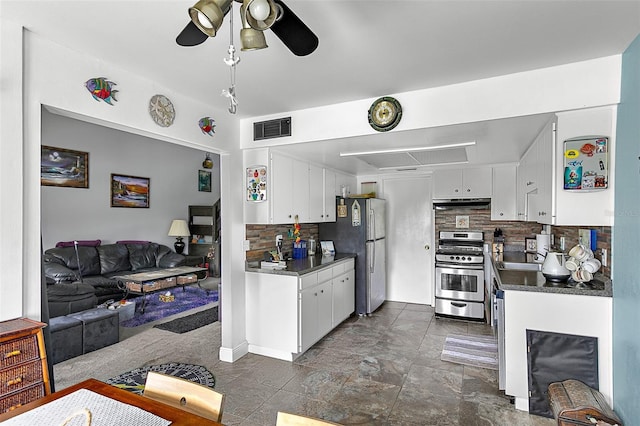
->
435;263;484;271
451;302;467;308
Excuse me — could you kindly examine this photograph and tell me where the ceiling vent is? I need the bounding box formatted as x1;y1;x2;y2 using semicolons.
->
254;117;291;141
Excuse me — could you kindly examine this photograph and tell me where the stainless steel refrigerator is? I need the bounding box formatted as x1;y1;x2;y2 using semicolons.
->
319;198;386;315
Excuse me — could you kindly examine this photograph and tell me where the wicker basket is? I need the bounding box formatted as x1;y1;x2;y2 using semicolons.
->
177;274;197;285
0;384;45;414
0;336;39;370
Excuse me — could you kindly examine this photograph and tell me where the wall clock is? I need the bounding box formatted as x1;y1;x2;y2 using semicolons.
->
368;96;402;132
148;94;175;127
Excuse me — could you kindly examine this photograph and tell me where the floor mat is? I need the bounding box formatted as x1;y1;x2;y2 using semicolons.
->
440;333;498;370
153;306;218;334
105;362;215;394
120;286;218;328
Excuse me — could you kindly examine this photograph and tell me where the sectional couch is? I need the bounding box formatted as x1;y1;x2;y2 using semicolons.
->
43;241;202;317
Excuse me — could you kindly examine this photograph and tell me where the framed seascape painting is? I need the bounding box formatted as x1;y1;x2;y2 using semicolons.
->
41;146;89;188
199;170;212;192
110;174;150;208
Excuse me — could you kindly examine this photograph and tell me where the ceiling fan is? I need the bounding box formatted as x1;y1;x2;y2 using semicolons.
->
176;0;318;56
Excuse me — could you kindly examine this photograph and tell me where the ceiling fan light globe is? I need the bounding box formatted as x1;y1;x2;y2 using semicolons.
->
240;28;268;51
248;0;270;21
246;0;277;30
189;0;232;37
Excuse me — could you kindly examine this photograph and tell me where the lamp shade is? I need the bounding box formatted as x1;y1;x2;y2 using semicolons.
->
168;219;191;237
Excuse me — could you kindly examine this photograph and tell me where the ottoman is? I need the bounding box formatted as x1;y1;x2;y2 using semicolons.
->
70;308;119;354
49;315;83;364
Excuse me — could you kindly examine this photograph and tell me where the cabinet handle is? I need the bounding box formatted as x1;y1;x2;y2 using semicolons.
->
7;377;23;386
466;188;471;192
288;214;292;218
321;289;324;293
499;212;504;216
527;181;534;186
454;189;459;193
3;350;21;359
314;292;317;296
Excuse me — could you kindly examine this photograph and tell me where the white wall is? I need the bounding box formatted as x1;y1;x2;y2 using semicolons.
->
240;56;622;148
41;109;220;251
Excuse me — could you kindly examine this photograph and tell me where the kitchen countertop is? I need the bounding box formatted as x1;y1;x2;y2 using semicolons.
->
246;253;356;276
493;251;612;297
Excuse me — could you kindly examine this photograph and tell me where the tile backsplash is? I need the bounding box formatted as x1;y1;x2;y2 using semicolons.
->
246;224;319;262
434;207;611;276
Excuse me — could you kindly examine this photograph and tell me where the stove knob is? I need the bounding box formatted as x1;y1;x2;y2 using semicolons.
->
461;256;467;261
455;256;460;260
449;256;455;261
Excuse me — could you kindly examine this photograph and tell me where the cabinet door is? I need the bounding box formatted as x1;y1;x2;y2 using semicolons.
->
323;169;336;222
317;281;333;337
433;169;462;198
332;269;355;327
463;168;492;198
271;153;294;223
299;286;319;352
535;120;556;224
491;166;517;220
292;161;310;223
308;164;324;223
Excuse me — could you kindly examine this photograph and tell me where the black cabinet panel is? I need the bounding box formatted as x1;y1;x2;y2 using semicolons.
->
526;329;598;418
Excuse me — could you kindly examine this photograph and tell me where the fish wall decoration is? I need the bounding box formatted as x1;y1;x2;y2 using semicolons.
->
198;117;216;136
85;77;118;105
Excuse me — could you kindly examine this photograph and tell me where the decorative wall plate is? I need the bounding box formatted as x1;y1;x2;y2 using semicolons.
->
148;94;175;127
368;96;402;132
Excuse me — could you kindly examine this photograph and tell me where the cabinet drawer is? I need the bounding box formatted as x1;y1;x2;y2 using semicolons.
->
317;268;333;283
0;359;43;395
0;336;39;370
299;272;318;290
0;383;45;414
332;258;354;276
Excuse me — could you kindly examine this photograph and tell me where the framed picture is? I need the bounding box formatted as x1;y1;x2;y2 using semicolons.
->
41;145;89;188
525;237;537;253
246;165;267;202
198;170;212;192
110;174;150;208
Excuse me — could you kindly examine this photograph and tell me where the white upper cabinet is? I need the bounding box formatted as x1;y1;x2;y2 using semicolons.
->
245;149;338;224
553;106;616;226
433;167;492;199
491;165;517;220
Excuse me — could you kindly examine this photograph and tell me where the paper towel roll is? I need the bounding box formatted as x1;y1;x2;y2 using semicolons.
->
535;233;551;263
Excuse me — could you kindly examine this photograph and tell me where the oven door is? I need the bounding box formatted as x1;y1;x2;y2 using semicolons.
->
435;264;484;302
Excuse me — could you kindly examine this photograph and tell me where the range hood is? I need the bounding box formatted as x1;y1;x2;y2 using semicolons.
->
432;198;491;210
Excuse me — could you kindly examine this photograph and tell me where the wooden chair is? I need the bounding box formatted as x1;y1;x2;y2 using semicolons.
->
142;371;225;422
276;411;341;426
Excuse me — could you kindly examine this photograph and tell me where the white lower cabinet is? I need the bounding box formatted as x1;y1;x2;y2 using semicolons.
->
246;258;355;361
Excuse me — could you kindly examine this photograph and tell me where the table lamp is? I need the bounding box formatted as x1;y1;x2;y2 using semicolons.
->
168;219;191;254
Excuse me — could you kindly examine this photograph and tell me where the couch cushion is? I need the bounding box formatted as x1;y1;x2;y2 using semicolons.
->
45;246;101;276
55;239;101;248
127;243;160;270
97;244;131;274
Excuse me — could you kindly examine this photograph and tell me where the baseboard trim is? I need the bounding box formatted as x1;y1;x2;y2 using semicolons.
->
219;340;248;363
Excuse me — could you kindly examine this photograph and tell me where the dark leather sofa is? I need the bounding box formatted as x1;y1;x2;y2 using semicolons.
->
43;242;202;317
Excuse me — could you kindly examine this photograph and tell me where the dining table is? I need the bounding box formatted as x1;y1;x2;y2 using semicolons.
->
0;378;223;425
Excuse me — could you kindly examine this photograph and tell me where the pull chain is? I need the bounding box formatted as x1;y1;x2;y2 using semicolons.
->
222;1;239;114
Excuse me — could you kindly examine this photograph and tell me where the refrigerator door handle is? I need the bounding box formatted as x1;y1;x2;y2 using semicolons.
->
370;241;375;273
369;208;375;241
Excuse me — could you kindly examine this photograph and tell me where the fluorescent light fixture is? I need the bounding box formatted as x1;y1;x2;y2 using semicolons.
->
378;160;469;171
339;141;476;157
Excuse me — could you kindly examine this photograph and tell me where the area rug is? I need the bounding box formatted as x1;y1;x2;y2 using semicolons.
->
440;334;498;370
153;306;218;334
105;363;215;395
120;286;218;328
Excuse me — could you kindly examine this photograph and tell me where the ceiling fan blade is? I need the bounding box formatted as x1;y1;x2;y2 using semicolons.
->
270;0;318;56
176;21;208;47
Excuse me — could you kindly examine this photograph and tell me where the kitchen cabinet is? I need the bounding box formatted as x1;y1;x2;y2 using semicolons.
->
491;165;517;220
245;149;337;224
553;106;616;226
433;167;492;199
517;106;616;226
245;258;355;361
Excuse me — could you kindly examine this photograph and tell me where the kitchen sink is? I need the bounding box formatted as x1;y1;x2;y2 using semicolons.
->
496;261;542;272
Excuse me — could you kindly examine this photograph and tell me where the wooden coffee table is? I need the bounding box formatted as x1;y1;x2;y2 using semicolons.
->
115;266;207;313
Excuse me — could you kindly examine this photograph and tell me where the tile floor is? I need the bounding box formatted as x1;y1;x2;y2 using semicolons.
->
214;302;555;425
55;298;556;425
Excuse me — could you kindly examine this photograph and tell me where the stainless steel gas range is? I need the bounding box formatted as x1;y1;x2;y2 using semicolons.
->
435;231;486;320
